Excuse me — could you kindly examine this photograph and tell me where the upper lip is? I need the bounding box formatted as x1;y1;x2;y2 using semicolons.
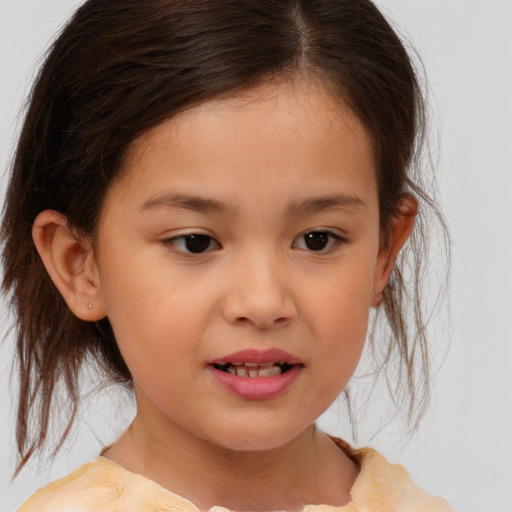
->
210;348;303;365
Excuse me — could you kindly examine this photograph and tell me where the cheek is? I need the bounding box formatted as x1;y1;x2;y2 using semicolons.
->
98;250;227;381
313;293;370;360
301;256;376;367
310;297;369;403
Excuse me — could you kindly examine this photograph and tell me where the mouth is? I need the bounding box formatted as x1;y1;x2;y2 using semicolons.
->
208;348;303;399
212;361;296;378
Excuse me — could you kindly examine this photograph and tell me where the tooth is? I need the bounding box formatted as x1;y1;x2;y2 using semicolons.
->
236;368;248;378
245;362;258;367
259;366;282;377
231;362;243;366
227;368;236;375
278;361;286;365
259;362;274;367
248;370;259;378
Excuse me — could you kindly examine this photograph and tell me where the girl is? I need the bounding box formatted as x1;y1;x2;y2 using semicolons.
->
2;0;453;510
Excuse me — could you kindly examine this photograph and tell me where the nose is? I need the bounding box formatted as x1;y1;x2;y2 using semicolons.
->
221;249;297;329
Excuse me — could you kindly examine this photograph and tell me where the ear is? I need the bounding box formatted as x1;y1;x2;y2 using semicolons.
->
32;210;106;321
372;195;418;306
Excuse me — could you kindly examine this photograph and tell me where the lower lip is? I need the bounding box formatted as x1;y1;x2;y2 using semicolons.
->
208;365;302;400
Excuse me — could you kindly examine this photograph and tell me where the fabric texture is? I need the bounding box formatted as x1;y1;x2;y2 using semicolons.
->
18;438;455;512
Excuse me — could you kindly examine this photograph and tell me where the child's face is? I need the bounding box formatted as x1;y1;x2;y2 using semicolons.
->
93;81;386;451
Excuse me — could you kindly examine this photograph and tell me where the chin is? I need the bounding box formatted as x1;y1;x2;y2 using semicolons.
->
204;422;314;453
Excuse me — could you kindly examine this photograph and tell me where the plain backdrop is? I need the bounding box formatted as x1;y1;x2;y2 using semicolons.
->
1;1;511;511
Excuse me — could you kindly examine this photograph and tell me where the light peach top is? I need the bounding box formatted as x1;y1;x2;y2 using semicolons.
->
19;439;455;512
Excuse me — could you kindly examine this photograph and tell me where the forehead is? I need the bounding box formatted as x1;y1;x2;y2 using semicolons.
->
125;80;372;167
107;80;377;217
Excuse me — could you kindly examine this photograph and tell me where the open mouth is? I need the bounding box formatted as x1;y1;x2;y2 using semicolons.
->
212;361;295;378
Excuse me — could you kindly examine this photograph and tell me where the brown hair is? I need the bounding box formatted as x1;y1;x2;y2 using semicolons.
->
2;0;446;474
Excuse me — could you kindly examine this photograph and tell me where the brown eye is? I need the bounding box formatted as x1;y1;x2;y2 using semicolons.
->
184;234;213;253
166;234;220;254
293;230;344;252
304;232;329;251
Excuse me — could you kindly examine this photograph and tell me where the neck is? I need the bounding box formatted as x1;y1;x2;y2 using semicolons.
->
104;401;358;511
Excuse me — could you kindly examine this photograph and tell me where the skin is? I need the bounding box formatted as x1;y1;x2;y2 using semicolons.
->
33;80;416;511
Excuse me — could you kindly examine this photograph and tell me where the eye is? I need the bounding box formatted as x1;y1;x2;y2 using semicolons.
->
293;230;345;252
165;234;220;254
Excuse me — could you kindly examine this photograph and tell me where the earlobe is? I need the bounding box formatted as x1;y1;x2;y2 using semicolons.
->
373;195;418;305
32;210;106;321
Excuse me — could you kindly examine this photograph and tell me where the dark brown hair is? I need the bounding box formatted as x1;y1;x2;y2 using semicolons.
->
2;0;446;474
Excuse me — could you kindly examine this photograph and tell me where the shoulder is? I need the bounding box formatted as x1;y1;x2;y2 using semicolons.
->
17;457;196;512
18;458;126;512
340;441;456;512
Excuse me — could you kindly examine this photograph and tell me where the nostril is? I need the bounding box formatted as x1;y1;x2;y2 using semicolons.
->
235;315;290;329
222;288;297;328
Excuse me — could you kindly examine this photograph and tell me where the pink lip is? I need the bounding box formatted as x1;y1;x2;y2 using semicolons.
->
208;348;304;401
210;348;302;365
208;364;302;400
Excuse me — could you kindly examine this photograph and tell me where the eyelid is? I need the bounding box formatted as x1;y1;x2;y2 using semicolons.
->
162;232;222;256
160;228;347;255
292;228;348;252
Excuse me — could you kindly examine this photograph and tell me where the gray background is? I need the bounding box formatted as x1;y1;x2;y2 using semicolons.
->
1;1;511;511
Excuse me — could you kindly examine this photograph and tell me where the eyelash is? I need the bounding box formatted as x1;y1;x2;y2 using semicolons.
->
164;230;347;256
292;230;347;252
164;234;221;255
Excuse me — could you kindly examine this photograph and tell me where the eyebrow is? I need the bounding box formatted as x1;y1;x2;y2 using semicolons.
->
141;193;365;216
287;194;366;216
141;193;239;216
